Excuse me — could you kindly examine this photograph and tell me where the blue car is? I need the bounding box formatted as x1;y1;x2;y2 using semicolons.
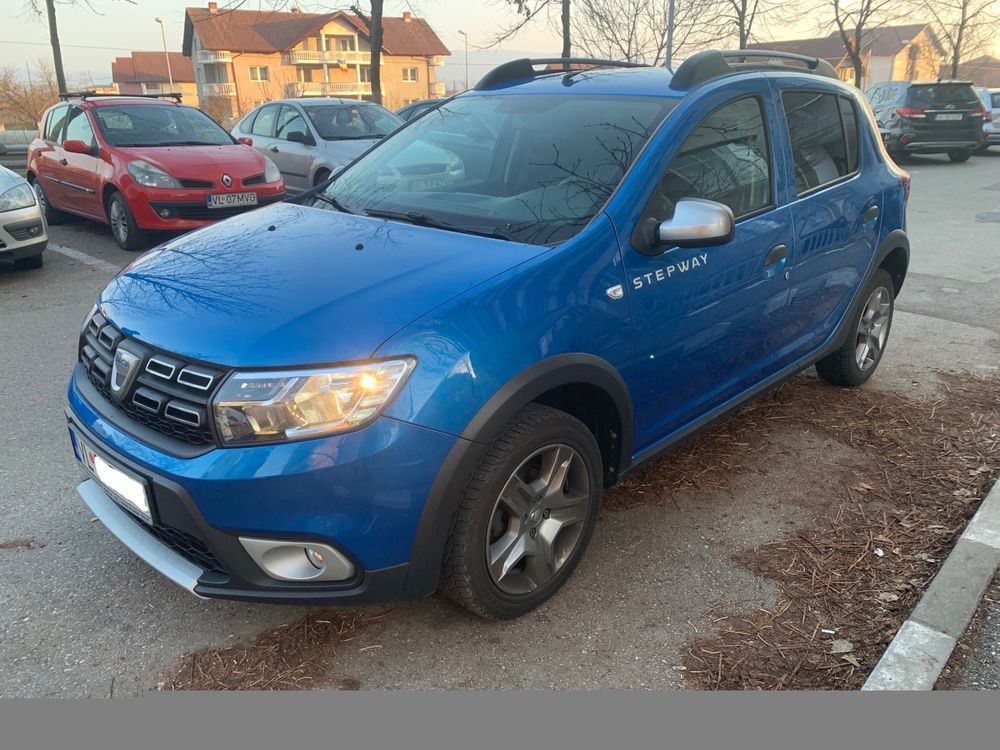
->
67;51;910;619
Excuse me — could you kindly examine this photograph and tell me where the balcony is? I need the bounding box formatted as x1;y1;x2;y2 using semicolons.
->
196;50;232;64
201;82;237;97
284;81;379;97
430;56;446;66
281;50;372;65
430;81;447;96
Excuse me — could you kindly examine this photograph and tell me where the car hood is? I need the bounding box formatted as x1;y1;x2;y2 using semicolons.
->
116;144;266;181
322;138;380;164
97;202;544;367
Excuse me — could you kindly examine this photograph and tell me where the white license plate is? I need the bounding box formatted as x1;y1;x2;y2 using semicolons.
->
936;113;963;121
72;431;151;522
206;192;258;209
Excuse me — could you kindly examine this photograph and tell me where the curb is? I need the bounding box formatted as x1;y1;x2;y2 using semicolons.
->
863;477;1000;690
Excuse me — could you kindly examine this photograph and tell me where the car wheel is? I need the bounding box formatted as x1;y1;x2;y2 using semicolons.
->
441;404;603;619
313;169;331;187
106;191;148;252
13;253;44;270
948;150;972;163
29;176;67;225
815;269;895;388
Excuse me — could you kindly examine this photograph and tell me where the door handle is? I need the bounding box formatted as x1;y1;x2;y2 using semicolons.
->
59;158;68;166
863;205;880;222
269;146;280;153
763;244;788;267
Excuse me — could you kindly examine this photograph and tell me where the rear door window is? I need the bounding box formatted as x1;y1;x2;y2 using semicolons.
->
782;91;856;195
44;105;69;143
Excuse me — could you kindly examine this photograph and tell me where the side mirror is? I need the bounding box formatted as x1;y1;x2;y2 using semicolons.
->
63;139;95;156
238;136;253;146
286;130;315;146
651;198;734;251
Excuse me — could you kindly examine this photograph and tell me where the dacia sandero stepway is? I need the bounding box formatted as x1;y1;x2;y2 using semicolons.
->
67;51;910;619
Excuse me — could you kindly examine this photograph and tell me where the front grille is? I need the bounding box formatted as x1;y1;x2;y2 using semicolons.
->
242;173;266;186
179;178;215;189
4;220;44;241
80;311;228;447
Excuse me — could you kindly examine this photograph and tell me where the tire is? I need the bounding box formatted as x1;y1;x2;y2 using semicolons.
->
29;176;68;225
815;268;895;388
313;168;331;187
106;191;149;252
948;150;972;163
441;404;603;619
13;253;43;270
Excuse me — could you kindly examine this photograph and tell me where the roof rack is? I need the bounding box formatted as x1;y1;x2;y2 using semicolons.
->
475;57;651;91
58;91;183;101
669;50;839;90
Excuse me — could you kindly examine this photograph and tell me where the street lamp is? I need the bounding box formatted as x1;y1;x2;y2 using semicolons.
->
457;29;469;91
154;17;175;93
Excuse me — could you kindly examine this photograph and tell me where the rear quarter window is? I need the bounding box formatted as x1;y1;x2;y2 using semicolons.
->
907;84;979;106
991;92;1000;109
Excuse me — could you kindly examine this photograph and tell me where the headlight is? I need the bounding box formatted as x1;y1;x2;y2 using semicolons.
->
213;358;415;445
263;156;281;184
0;183;36;212
127;160;182;189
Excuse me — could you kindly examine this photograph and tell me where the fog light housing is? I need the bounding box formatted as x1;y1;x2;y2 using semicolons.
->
239;537;355;582
158;208;173;218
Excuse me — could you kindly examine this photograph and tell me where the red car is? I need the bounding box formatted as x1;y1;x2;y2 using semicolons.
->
27;94;285;251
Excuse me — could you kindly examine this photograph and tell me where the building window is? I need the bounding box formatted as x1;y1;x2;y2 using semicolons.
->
249;66;270;82
359;66;371;83
402;67;419;82
145;82;161;92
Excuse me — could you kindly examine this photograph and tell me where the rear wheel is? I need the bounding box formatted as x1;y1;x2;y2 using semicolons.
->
106;191;149;252
29;176;68;225
948;150;972;163
815;269;894;388
441;405;603;619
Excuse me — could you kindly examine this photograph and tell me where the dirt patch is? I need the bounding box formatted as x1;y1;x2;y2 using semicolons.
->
675;372;1000;690
158;608;393;691
0;538;43;550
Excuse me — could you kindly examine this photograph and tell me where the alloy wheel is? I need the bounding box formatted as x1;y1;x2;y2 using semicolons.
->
109;199;127;244
485;443;591;595
855;286;891;371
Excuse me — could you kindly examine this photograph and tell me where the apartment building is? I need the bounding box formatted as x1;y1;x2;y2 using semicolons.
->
111;51;199;107
182;3;449;121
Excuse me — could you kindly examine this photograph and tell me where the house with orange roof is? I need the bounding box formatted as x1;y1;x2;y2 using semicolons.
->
112;51;199;107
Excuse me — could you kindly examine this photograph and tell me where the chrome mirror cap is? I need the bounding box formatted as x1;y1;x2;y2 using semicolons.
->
656;198;735;248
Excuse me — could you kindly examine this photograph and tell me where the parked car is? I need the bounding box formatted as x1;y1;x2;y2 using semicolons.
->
67;51;909;619
865;80;987;162
232;99;403;193
27;94;285;251
396;98;442;121
0;164;47;269
977;87;999;151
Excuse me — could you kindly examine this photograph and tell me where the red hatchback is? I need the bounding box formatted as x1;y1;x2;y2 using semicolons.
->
27;94;285;250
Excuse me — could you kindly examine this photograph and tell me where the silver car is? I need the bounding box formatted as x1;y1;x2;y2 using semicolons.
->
0;164;48;270
978;87;999;150
231;99;403;194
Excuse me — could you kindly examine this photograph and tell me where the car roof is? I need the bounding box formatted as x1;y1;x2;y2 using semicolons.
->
60;96;189;109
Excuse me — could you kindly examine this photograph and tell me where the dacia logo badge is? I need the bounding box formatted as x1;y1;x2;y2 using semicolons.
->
221;174;233;188
110;347;142;398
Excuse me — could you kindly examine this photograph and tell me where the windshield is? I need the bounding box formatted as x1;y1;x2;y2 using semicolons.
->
907;84;980;107
93;104;233;147
305;104;402;140
320;93;675;245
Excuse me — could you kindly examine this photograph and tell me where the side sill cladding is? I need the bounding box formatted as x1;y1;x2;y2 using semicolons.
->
401;353;633;599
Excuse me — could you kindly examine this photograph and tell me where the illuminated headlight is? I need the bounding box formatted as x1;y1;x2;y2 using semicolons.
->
213;358;415;445
263;156;282;184
0;183;36;212
128;160;182;189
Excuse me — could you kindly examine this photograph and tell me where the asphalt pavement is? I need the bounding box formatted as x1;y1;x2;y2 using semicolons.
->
1;152;998;696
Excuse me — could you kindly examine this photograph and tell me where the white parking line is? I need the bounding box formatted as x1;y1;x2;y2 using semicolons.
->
48;243;121;274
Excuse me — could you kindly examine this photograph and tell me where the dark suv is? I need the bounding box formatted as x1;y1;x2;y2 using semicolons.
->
865;80;987;162
67;51;910;619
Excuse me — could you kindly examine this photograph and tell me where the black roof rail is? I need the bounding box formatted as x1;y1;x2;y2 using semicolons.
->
670;49;839;90
58;91;183;102
475;57;651;91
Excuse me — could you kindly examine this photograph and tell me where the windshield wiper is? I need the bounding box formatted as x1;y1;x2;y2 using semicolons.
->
362;208;517;241
310;193;355;214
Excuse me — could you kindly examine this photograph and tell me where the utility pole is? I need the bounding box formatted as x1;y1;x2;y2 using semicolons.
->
458;29;469;90
155;18;175;92
665;0;676;69
44;0;67;93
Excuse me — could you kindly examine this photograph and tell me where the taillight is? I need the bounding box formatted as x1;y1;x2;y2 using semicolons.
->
970;106;986;119
900;170;911;203
986;110;994;123
896;107;926;119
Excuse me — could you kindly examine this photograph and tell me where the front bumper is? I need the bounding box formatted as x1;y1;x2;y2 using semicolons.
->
120;181;286;232
0;204;48;261
67;367;458;604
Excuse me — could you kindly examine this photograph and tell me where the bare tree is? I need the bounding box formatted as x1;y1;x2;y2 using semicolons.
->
493;0;573;58
0;61;60;126
924;0;1000;78
352;2;385;105
827;0;905;87
712;0;795;48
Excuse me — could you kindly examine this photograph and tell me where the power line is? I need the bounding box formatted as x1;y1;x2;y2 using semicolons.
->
0;40;136;52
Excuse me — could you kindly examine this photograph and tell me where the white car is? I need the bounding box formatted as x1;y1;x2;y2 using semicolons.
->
979;87;999;150
0;164;47;270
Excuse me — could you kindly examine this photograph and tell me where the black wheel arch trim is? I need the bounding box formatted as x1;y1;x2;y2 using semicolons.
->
401;352;633;599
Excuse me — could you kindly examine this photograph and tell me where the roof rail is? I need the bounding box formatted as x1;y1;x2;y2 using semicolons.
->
58;91;183;102
475;57;651;91
670;49;839;90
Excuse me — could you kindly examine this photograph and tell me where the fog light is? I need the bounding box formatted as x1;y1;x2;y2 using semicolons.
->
159;208;172;218
239;537;354;582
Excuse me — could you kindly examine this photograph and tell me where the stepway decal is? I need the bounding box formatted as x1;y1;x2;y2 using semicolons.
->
633;253;709;290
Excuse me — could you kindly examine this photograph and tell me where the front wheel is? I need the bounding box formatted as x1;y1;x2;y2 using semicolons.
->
441;405;603;619
106;191;149;252
815;269;895;388
948;150;972;163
